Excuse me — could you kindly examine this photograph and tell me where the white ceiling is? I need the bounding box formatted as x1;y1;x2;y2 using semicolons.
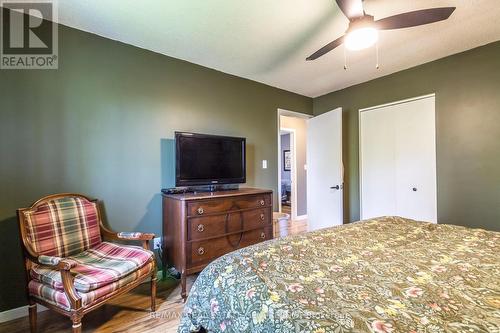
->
54;0;500;97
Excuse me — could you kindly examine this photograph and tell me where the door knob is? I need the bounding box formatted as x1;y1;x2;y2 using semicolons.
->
330;185;340;190
412;187;418;192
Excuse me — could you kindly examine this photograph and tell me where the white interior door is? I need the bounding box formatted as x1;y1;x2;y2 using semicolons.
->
307;108;343;231
360;95;437;223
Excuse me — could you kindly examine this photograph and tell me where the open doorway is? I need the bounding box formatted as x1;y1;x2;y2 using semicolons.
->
280;128;295;217
277;109;311;236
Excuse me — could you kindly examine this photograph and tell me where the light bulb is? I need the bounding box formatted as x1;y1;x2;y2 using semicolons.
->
345;27;378;51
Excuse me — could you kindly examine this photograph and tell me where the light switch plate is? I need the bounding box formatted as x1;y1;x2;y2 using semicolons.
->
262;160;268;169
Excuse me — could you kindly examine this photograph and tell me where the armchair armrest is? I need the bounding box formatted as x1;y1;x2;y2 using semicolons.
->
38;255;62;266
117;232;155;241
100;224;155;250
30;254;81;309
57;260;81;309
22;244;77;270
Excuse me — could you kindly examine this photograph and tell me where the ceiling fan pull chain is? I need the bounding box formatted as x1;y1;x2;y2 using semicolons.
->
344;44;348;70
375;41;380;70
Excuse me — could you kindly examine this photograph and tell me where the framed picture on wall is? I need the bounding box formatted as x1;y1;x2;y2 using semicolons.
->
283;150;291;171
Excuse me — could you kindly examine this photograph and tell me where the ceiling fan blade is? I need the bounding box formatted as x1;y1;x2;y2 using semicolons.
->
335;0;365;20
306;36;344;61
375;7;456;30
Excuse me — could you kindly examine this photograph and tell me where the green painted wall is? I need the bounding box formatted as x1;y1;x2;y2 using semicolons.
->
0;23;312;311
314;41;500;231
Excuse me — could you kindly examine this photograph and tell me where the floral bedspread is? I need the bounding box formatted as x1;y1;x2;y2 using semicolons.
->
178;216;500;333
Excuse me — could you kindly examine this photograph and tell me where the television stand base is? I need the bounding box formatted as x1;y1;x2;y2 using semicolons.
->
161;184;240;195
206;185;218;192
192;184;239;193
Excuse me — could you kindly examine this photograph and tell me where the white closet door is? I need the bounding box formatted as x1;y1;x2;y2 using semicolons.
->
360;95;437;223
393;97;437;222
360;108;397;218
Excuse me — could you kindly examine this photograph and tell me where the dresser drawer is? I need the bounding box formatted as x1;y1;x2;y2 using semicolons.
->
187;194;271;216
188;208;271;241
188;227;272;267
242;208;272;230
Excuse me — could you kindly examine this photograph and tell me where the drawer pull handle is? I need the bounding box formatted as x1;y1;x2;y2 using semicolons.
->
259;199;265;206
197;224;205;232
260;213;265;221
197;207;204;215
260;232;266;239
198;247;205;255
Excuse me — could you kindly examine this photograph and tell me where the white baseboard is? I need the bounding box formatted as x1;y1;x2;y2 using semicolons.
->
0;304;48;323
295;214;308;221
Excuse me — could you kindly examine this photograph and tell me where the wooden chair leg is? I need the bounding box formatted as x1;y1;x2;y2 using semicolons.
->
28;301;37;333
151;272;157;312
71;315;82;333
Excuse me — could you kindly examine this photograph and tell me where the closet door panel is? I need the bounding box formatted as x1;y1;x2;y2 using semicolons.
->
360;108;397;219
394;97;437;222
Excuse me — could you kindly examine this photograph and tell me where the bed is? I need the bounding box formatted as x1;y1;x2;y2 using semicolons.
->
178;216;500;332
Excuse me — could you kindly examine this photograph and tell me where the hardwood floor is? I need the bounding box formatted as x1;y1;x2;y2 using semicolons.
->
1;219;308;333
277;204;308;237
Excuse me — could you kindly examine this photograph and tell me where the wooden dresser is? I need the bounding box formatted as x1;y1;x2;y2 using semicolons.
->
162;188;273;300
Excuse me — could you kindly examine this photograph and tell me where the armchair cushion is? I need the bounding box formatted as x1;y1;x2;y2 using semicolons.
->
31;242;154;293
23;196;101;257
29;261;154;311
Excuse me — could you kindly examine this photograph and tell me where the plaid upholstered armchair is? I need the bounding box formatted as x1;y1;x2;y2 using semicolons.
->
17;193;157;333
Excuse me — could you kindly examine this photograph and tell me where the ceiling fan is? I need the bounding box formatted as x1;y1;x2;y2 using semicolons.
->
306;0;456;60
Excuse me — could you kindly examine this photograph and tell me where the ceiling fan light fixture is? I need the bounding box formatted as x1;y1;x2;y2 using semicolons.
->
345;27;378;51
307;2;455;60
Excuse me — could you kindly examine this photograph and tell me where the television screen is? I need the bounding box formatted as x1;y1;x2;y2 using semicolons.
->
175;132;246;186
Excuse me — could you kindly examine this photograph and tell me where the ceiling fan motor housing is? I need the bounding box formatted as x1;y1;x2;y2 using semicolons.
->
347;15;375;33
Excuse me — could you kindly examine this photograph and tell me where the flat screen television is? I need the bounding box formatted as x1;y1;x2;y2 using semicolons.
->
175;132;246;187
